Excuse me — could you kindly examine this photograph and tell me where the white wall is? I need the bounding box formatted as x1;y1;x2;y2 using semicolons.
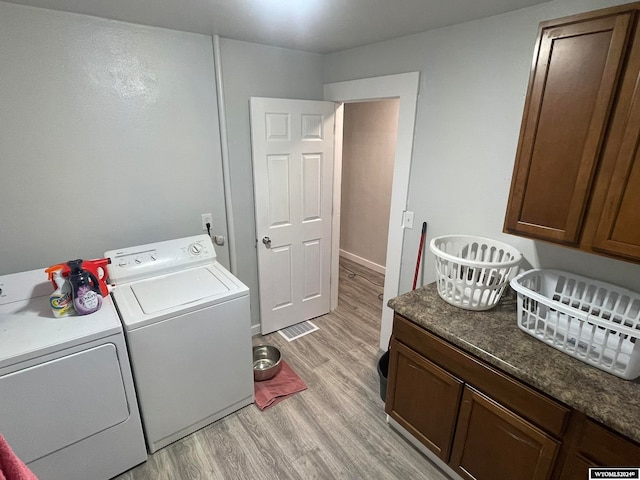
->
323;0;640;296
0;1;230;273
218;38;324;329
4;0;640;334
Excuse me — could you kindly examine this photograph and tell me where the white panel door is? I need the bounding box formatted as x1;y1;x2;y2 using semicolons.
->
251;97;335;334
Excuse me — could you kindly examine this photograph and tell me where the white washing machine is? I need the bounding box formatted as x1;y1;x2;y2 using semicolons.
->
0;268;147;480
105;234;254;453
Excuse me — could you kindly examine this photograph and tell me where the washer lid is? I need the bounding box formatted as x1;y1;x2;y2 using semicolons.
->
111;262;249;330
131;268;229;314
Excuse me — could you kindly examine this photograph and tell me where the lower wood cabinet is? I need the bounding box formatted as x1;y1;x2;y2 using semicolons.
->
450;386;558;480
558;453;596;480
556;415;640;479
386;314;640;480
386;340;463;461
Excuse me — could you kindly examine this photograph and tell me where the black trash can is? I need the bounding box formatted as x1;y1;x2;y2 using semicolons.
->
377;350;390;402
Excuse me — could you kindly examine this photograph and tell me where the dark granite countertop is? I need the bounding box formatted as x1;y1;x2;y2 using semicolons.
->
388;283;640;444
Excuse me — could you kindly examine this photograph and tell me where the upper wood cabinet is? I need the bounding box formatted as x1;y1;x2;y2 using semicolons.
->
504;4;640;262
591;22;640;259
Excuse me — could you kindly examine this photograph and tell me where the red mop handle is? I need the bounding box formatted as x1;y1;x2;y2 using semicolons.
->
413;221;428;290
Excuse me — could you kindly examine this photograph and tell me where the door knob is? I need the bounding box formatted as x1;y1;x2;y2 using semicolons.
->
262;236;272;248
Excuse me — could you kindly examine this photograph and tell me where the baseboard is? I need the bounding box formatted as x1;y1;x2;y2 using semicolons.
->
339;250;385;274
251;323;262;337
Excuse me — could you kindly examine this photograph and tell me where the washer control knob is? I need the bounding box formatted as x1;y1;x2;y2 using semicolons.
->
189;243;203;255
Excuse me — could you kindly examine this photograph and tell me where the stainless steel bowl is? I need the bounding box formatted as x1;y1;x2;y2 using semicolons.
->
253;345;282;381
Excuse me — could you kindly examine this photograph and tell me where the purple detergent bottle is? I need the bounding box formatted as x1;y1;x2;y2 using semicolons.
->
67;259;103;315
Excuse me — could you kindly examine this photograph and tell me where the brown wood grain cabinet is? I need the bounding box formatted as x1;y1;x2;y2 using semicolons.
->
450;387;559;480
556;415;640;478
557;454;595;480
504;3;640;262
591;25;640;259
386;314;640;480
386;340;463;461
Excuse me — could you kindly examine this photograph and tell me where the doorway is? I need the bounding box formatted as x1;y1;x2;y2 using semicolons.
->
339;99;399;275
324;72;420;350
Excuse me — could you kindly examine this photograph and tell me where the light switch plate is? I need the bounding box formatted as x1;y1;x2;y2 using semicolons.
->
403;211;414;229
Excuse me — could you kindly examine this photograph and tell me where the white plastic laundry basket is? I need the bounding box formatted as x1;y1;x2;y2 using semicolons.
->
430;235;522;311
511;269;640;380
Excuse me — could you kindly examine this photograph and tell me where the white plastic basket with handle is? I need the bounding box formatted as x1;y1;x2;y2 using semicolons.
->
429;235;522;311
511;269;640;380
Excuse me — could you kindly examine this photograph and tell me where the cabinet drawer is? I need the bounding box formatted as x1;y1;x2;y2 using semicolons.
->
394;314;570;437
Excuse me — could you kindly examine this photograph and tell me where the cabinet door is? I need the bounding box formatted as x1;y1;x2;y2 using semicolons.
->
385;339;463;462
576;419;640;466
450;387;559;480
593;147;640;258
592;38;640;259
558;454;595;480
504;13;633;244
558;417;640;479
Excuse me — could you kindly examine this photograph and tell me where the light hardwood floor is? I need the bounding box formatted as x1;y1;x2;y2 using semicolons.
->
114;258;450;480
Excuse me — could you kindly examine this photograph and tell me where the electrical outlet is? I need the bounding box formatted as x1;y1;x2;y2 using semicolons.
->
201;213;212;231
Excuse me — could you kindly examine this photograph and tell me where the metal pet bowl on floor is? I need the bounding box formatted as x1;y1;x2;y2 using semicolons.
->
253;345;282;381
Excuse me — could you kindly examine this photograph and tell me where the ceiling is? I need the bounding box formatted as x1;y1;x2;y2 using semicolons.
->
3;0;551;53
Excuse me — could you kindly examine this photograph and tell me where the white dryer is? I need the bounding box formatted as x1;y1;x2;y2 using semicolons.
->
0;268;147;480
106;234;253;453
